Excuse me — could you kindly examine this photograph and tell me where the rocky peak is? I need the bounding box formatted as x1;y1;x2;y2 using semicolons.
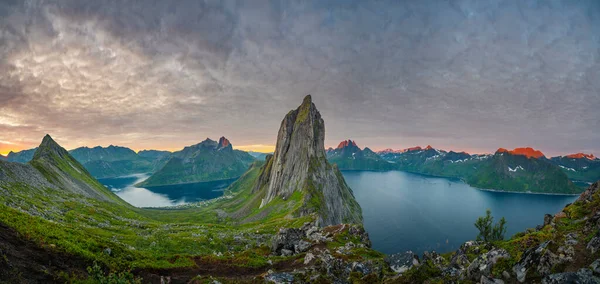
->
255;95;363;226
337;140;358;149
566;153;596;160
32;135;71;162
496;147;545;159
218;136;232;150
404;146;422;152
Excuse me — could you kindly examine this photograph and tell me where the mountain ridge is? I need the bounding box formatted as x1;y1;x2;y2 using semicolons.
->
138;136;255;187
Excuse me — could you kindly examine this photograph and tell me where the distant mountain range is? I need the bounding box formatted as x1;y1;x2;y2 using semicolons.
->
326;140;393;171
137;137;255;187
550;153;600;184
69;146;171;179
4;139;596;194
3;148;38;163
371;145;582;194
247;151;271;161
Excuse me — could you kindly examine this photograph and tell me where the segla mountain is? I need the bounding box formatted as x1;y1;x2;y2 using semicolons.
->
326;139;393;171
250;95;362;226
137;137;255;187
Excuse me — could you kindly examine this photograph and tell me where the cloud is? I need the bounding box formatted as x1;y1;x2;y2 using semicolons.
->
0;0;599;156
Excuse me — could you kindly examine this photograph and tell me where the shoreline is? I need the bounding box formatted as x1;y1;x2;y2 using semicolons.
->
345;169;582;196
472;186;580;196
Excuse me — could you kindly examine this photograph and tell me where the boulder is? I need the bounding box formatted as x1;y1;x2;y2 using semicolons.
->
467;249;510;281
265;271;295;284
480;275;505;284
542;268;600;284
385;251;419;274
590;259;600;275
587;231;600;254
271;228;305;256
544;214;553;227
512;241;556;283
423;251;445;269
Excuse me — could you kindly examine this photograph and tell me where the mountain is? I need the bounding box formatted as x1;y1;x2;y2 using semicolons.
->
138;149;171;160
247;151;270;161
4;148;37;163
244;95;362;226
387;146;581;194
467;148;581;194
550;153;600;183
377;146;426;161
0;135;124;204
326;139;394;171
138;136;255;187
69;146;170;179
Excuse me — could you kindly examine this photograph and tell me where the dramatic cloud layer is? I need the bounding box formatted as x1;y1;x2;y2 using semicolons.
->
0;0;599;156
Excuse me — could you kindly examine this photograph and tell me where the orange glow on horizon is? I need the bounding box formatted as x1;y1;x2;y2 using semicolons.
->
233;144;275;153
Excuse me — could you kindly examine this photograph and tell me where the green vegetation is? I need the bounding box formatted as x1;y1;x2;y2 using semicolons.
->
550;156;600;183
474;209;507;242
138;138;254;187
388;148;583;194
327;142;393;171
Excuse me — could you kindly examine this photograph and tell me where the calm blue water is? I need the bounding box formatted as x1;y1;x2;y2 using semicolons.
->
98;174;234;207
343;171;578;255
100;171;578;256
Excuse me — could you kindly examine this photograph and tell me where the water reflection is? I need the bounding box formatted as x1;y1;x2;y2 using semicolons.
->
98;174;234;207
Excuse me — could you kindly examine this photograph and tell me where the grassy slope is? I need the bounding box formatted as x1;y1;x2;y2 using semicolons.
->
138;149;254;187
0;161;324;282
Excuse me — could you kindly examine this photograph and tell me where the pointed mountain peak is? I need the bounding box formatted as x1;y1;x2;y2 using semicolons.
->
254;95;362;226
40;134;57;147
302;94;312;106
425;145;434;150
218;136;232;150
337;139;358;149
33;134;70;161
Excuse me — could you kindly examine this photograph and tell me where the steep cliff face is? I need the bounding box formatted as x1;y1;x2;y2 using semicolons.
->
254;95;362;226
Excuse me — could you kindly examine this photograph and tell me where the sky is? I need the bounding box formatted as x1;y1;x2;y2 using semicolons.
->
0;0;599;157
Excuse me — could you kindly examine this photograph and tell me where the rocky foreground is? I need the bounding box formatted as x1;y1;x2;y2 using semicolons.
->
382;181;600;283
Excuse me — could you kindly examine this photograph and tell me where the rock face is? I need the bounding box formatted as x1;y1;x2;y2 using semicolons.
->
255;95;362;226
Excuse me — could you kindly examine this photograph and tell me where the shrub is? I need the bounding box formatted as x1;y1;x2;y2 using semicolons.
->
474;209;507;242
